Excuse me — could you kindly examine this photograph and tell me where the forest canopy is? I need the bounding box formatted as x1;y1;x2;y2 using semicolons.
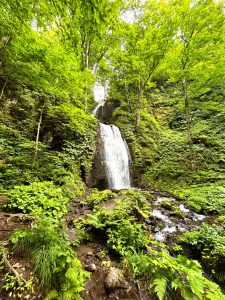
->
1;0;225;299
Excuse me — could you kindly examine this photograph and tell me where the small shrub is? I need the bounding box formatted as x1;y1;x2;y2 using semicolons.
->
86;205;149;255
87;189;116;207
160;199;173;210
107;219;149;255
5;181;69;218
216;215;225;225
11;219;89;299
127;249;224;300
116;190;151;219
179;224;225;283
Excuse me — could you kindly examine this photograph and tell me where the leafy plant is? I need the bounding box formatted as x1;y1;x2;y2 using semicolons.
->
107;219;149;256
127;249;224;300
179;224;225;283
87;189;116;207
85;193;150;255
86;189;151;231
3;273;35;299
11;219;90;300
160;198;173;210
4;181;69;218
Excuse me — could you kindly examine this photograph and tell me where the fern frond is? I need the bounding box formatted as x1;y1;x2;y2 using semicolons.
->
153;277;167;300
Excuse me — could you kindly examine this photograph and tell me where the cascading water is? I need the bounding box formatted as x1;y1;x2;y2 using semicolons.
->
92;101;105;122
92;102;132;190
100;123;131;190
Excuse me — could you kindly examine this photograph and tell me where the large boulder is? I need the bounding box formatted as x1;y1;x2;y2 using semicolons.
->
104;267;128;292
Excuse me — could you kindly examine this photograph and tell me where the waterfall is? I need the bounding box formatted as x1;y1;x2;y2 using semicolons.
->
92;101;132;190
92;101;105;121
100;123;131;190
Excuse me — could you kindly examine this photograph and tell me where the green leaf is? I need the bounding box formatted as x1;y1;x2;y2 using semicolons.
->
153;277;167;300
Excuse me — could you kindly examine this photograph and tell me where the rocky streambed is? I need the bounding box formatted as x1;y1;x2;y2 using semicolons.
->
63;188;219;300
146;194;214;245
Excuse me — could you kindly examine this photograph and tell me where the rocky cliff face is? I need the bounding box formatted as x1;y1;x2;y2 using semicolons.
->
88;125;109;190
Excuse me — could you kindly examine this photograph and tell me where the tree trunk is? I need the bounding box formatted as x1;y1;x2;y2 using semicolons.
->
32;106;44;168
135;88;143;130
125;81;132;112
84;41;90;112
0;78;8;100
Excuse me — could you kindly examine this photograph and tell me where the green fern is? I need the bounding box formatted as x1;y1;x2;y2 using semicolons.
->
153;277;167;300
127;250;225;300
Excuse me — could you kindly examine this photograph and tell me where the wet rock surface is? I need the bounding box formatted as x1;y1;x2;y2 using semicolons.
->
77;242;150;300
104;267;128;291
147;196;214;244
85;263;97;272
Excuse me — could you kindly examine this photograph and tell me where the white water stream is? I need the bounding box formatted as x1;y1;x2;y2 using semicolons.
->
100;123;131;190
151;197;206;242
93;101;132;190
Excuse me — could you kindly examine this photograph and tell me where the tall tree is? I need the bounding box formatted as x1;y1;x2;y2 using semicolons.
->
109;0;176;129
167;0;225;168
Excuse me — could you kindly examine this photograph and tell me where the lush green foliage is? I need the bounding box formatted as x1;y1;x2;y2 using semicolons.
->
86;190;151;228
86;207;149;254
84;190;151;254
11;219;90;300
105;0;225;191
107;219;149;256
175;182;225;214
4;181;69;218
127;249;224;300
180;224;225;283
87;189;116;207
0;123;88;196
1;0;225;298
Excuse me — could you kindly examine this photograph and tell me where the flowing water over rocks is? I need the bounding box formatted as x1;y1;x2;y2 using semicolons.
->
146;195;213;244
92;101;106;122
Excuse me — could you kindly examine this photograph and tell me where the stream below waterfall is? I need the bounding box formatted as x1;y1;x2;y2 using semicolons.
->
145;194;213;244
99;192;214;246
92;99;213;244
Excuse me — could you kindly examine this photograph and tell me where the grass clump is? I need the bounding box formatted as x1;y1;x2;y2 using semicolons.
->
11;219;89;300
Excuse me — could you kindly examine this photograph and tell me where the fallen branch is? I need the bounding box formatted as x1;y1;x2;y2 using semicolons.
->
0;79;8;100
5;213;34;224
1;247;27;284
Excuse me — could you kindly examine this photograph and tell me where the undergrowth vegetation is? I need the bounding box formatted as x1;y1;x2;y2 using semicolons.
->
4;182;69;218
127;250;224;300
180;224;225;284
75;190;225;300
174;183;225;215
11;219;90;300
